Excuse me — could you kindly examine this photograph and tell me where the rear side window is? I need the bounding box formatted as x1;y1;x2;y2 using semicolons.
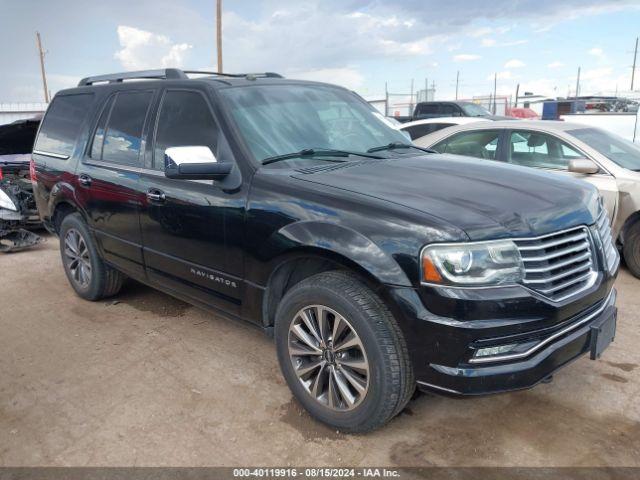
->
416;104;440;116
433;130;502;160
34;93;94;158
93;91;153;166
153;90;218;169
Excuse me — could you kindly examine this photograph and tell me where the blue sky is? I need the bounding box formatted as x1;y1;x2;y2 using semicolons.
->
1;0;639;102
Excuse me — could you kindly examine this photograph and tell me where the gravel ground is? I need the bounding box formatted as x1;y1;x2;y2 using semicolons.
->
0;234;638;467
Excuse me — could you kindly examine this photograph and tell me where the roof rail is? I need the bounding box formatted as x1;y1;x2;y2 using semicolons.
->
77;69;284;87
182;70;284;79
77;68;188;86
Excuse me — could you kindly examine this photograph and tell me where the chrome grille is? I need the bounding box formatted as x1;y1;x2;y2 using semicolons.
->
595;205;619;273
515;227;595;301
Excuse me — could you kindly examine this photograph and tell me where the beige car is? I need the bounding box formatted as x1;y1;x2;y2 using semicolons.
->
415;120;640;277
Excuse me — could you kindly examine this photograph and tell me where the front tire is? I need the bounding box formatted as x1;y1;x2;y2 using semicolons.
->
59;213;124;301
275;271;414;433
623;221;640;278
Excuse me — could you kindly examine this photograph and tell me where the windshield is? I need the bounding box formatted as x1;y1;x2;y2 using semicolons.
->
461;103;492;117
220;84;409;164
569;127;640;170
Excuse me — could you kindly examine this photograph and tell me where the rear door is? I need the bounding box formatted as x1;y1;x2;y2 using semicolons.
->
504;129;618;218
76;89;155;278
138;88;244;315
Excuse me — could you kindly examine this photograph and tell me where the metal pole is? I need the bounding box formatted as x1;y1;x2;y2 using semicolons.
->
36;32;49;103
632;37;638;91
216;0;223;73
409;78;414;115
455;70;459;100
493;73;497;114
514;83;520;108
385;82;389;116
575;67;581;99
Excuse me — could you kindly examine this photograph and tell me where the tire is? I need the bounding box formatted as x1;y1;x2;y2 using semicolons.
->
274;271;414;433
59;213;125;301
623;221;640;278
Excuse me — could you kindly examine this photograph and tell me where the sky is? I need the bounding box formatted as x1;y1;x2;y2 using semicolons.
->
2;0;640;104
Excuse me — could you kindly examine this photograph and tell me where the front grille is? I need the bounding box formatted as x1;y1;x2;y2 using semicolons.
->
514;227;595;301
595;205;618;273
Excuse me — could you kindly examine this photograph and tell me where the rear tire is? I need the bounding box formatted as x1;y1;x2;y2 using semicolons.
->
275;271;414;433
59;213;124;301
623;221;640;278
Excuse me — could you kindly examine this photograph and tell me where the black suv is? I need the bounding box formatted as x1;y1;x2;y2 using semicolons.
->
413;101;510;120
32;69;619;432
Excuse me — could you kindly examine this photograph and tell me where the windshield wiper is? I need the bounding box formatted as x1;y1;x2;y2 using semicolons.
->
367;142;437;154
261;148;383;165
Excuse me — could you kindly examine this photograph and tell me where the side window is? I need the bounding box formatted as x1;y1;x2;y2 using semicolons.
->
439;104;455;116
90;96;115;159
416;104;439;116
434;130;501;159
98;91;153;166
508;130;582;170
154;90;218;170
34;93;94;158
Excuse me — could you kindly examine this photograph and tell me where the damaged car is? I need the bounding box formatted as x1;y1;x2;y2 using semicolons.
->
0;117;44;252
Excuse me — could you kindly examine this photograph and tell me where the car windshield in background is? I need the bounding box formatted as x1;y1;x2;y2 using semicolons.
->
221;84;409;165
461;103;492;117
569;127;640;170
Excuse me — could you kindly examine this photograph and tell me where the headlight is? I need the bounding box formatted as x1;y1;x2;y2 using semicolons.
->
0;189;17;211
421;240;524;286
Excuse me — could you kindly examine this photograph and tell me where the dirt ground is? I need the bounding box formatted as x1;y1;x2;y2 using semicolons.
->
0;234;639;467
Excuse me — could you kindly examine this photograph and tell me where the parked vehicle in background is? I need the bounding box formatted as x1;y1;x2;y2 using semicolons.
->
413;101;511;120
398;117;490;141
415;120;640;277
506;107;539;119
0;117;43;251
32;69;618;432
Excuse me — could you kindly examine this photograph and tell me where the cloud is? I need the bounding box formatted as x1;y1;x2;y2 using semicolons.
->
547;61;564;69
504;59;525;68
453;54;481;62
114;25;192;70
588;47;604;57
481;38;496;47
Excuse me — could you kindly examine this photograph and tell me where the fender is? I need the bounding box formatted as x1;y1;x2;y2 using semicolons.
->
47;180;89;226
263;221;412;287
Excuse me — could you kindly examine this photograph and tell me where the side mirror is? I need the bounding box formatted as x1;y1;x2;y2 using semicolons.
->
164;146;232;180
568;158;599;174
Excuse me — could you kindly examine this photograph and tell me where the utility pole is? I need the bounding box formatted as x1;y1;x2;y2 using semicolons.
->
514;83;520;108
575;66;581;99
455;70;460;100
409;78;414;115
493;72;497;114
384;82;389;116
632;37;638;91
35;32;49;103
216;0;223;73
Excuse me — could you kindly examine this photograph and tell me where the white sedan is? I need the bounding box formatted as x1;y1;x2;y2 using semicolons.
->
398;117;490;141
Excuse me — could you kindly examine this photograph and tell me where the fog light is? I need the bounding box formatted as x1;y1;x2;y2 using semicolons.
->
474;344;518;358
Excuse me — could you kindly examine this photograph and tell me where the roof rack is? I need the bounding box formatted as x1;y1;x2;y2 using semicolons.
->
77;68;283;86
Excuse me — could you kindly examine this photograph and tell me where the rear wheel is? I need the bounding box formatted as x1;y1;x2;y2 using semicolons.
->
275;271;414;432
59;213;124;300
623;221;640;278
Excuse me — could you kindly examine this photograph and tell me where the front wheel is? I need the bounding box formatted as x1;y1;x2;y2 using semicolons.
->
275;271;414;432
623;221;640;278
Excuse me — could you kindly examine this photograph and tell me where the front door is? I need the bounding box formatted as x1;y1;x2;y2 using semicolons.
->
138;88;244;315
504;129;619;219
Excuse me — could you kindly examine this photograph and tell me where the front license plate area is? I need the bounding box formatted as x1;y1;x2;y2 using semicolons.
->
590;307;617;360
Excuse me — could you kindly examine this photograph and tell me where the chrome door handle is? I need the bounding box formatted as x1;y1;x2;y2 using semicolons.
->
78;174;92;187
147;189;166;203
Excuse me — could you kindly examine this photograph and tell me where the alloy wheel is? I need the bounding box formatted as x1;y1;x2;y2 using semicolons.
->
64;228;92;288
288;305;370;411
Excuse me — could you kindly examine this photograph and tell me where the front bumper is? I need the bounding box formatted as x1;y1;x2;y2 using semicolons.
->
384;274;617;396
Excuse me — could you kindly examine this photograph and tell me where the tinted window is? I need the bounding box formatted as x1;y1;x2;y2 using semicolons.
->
434;130;501;159
403;123;453;140
100;91;152;166
416;103;439;115
90;96;115;159
34;94;94;157
569;127;640;170
154;91;219;169
507;130;583;170
439;104;456;115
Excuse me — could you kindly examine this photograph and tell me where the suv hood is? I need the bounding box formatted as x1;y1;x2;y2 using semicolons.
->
291;154;597;240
